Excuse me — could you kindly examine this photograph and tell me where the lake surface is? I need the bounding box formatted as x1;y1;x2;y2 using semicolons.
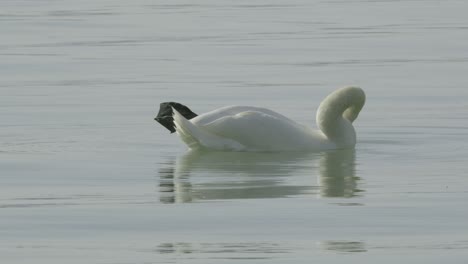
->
1;0;468;263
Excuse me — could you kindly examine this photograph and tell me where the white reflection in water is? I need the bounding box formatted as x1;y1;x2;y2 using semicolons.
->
158;149;362;203
318;149;362;198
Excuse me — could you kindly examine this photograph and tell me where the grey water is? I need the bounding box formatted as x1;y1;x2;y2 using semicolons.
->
1;0;468;263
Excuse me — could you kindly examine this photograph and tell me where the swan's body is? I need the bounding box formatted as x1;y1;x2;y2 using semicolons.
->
172;86;365;152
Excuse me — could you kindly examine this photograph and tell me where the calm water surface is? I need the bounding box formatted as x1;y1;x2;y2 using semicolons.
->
1;0;468;263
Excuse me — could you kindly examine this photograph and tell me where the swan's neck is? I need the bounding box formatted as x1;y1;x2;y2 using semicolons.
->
316;87;366;148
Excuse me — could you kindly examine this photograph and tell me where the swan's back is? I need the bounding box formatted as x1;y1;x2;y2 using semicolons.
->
174;106;328;151
192;106;296;126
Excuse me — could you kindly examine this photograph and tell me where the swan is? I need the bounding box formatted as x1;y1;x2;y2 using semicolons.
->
167;86;365;152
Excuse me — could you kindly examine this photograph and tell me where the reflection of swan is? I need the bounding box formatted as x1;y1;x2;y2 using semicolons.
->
157;149;361;203
319;149;362;198
318;241;366;253
157;242;290;260
157;151;319;203
172;86;365;151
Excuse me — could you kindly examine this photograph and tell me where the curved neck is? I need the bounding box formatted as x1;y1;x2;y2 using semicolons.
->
316;87;366;147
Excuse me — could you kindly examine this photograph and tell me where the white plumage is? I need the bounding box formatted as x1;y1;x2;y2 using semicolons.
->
173;86;366;152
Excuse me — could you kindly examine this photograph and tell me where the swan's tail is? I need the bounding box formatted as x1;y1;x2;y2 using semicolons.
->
172;108;245;151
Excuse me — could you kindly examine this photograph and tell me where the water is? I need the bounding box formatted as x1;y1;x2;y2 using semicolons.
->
1;0;468;263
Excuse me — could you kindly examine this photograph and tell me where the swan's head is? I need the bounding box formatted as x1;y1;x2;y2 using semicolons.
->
316;86;366;148
341;87;366;123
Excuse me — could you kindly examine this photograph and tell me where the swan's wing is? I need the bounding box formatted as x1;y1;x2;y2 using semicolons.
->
200;110;312;151
173;108;246;151
192;106;298;127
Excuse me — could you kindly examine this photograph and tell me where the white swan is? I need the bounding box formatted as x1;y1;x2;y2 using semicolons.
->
172;86;365;152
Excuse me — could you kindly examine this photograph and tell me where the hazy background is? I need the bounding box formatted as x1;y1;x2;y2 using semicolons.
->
1;0;468;263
